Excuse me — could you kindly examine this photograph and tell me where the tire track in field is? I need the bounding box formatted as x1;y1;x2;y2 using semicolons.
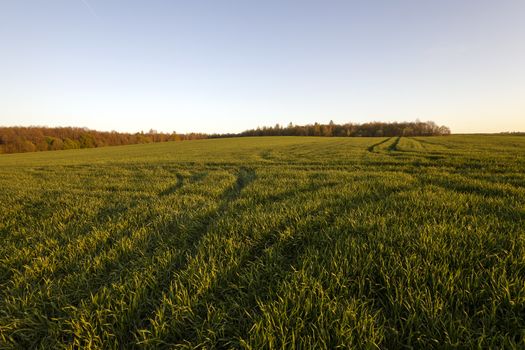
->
396;138;452;162
3;169;252;348
158;171;209;197
388;136;401;151
414;137;454;151
66;169;246;298
367;136;401;154
135;186;328;346
135;182;411;347
58;167;257;348
368;137;447;164
124;167;257;337
90;168;249;291
223;167;256;203
159;173;184;196
367;137;393;153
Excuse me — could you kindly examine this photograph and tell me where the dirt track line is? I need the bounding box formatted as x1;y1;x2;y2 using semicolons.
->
367;137;393;153
388;137;401;152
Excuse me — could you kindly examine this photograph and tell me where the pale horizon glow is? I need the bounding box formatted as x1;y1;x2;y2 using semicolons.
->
1;1;524;134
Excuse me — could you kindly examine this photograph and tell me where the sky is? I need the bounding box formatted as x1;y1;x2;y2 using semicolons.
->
0;0;524;134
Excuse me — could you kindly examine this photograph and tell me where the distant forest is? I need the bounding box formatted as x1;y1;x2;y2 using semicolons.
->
212;120;451;138
0;121;450;154
0;127;207;154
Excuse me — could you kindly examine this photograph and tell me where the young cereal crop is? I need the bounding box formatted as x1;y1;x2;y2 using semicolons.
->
0;136;524;349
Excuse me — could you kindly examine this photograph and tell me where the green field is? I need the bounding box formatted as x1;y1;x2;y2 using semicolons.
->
1;136;524;349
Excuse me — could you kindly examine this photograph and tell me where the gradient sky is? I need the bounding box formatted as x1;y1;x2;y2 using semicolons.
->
1;0;524;133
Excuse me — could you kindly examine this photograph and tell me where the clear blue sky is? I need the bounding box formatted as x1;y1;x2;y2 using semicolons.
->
1;0;524;133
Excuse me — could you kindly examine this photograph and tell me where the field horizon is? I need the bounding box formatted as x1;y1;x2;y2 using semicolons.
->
1;135;524;348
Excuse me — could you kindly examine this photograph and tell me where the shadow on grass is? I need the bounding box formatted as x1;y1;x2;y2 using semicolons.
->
134;184;408;347
367;137;392;153
158;173;184;197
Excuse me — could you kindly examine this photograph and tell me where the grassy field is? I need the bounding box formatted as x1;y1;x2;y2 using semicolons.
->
1;135;524;349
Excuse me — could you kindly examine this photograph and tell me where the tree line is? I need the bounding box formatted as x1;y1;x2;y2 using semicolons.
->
0;127;207;154
500;131;525;136
212;120;451;138
0;120;450;154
